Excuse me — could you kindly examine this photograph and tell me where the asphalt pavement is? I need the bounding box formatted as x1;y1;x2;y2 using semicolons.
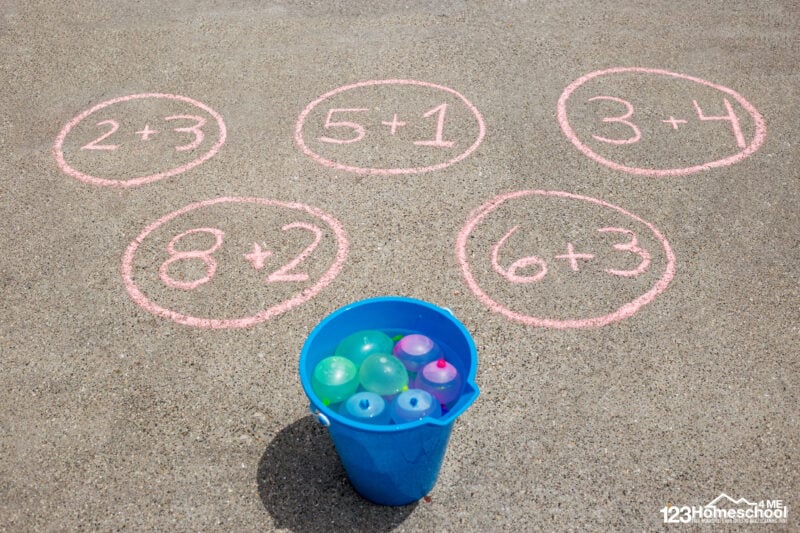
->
1;1;798;531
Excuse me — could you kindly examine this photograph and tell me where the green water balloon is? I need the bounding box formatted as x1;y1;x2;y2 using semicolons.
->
335;330;395;367
311;356;359;405
359;353;409;397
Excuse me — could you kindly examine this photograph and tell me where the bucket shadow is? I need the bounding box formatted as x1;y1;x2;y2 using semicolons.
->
257;416;417;533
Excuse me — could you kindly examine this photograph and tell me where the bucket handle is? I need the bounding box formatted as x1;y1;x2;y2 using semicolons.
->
309;404;331;427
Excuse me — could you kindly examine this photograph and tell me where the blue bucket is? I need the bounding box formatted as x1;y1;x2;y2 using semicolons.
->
299;296;479;506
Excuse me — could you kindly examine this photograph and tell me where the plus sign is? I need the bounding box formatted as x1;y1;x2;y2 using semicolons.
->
243;243;273;270
554;243;595;271
135;124;158;141
661;116;687;130
381;114;407;136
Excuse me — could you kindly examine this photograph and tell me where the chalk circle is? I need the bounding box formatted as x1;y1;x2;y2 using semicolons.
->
121;197;349;329
557;67;766;176
54;93;227;187
294;79;485;175
456;190;676;329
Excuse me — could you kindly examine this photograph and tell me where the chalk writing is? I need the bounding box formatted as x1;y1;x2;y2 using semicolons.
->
159;228;225;291
80;114;207;152
319;108;369;144
588;96;641;145
295;79;484;175
598;227;650;277
553;243;595;271
264;222;323;283
692;98;745;149
135;124;158;141
557;67;766;177
165;115;206;152
121;197;348;329
490;226;548;284
81;119;120;151
157;222;324;289
243;243;273;270
662;116;687;130
317;103;455;147
492;227;651;282
413;103;455;148
588;95;747;148
54;93;226;187
382;114;406;135
456;190;676;329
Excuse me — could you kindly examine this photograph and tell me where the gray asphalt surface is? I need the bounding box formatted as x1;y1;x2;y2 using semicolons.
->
2;1;798;531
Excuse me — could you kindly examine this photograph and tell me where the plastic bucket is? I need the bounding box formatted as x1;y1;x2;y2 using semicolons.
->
299;296;479;506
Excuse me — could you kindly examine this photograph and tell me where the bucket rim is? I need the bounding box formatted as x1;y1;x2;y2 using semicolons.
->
299;296;479;433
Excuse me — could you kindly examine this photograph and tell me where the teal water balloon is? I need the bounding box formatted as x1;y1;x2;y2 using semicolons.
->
359;353;409;397
335;330;395;366
390;389;442;423
311;356;359;405
339;391;391;425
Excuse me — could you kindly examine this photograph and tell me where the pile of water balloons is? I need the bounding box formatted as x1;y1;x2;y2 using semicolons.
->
311;330;463;425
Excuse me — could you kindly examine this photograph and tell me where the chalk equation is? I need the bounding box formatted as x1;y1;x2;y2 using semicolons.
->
557;68;766;176
295;79;485;175
121;197;348;329
80;115;208;152
54;93;226;187
492;226;651;284
456;190;676;328
157;222;325;291
318;103;455;147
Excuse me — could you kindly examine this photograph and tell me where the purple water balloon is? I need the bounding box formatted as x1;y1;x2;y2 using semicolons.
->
393;334;441;373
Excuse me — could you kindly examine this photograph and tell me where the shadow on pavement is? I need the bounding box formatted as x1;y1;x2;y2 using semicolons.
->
257;416;417;533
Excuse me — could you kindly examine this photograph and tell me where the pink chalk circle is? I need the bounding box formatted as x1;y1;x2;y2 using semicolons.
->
54;93;227;187
294;79;485;175
121;197;349;329
456;190;676;329
557;67;766;176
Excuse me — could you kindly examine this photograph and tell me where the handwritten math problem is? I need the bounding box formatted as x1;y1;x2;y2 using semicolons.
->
53;70;766;327
158;222;325;291
121;197;349;329
318;103;456;148
457;190;676;329
54;93;226;187
80;115;208;153
588;95;746;148
491;226;652;284
295;79;485;175
558;67;766;177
